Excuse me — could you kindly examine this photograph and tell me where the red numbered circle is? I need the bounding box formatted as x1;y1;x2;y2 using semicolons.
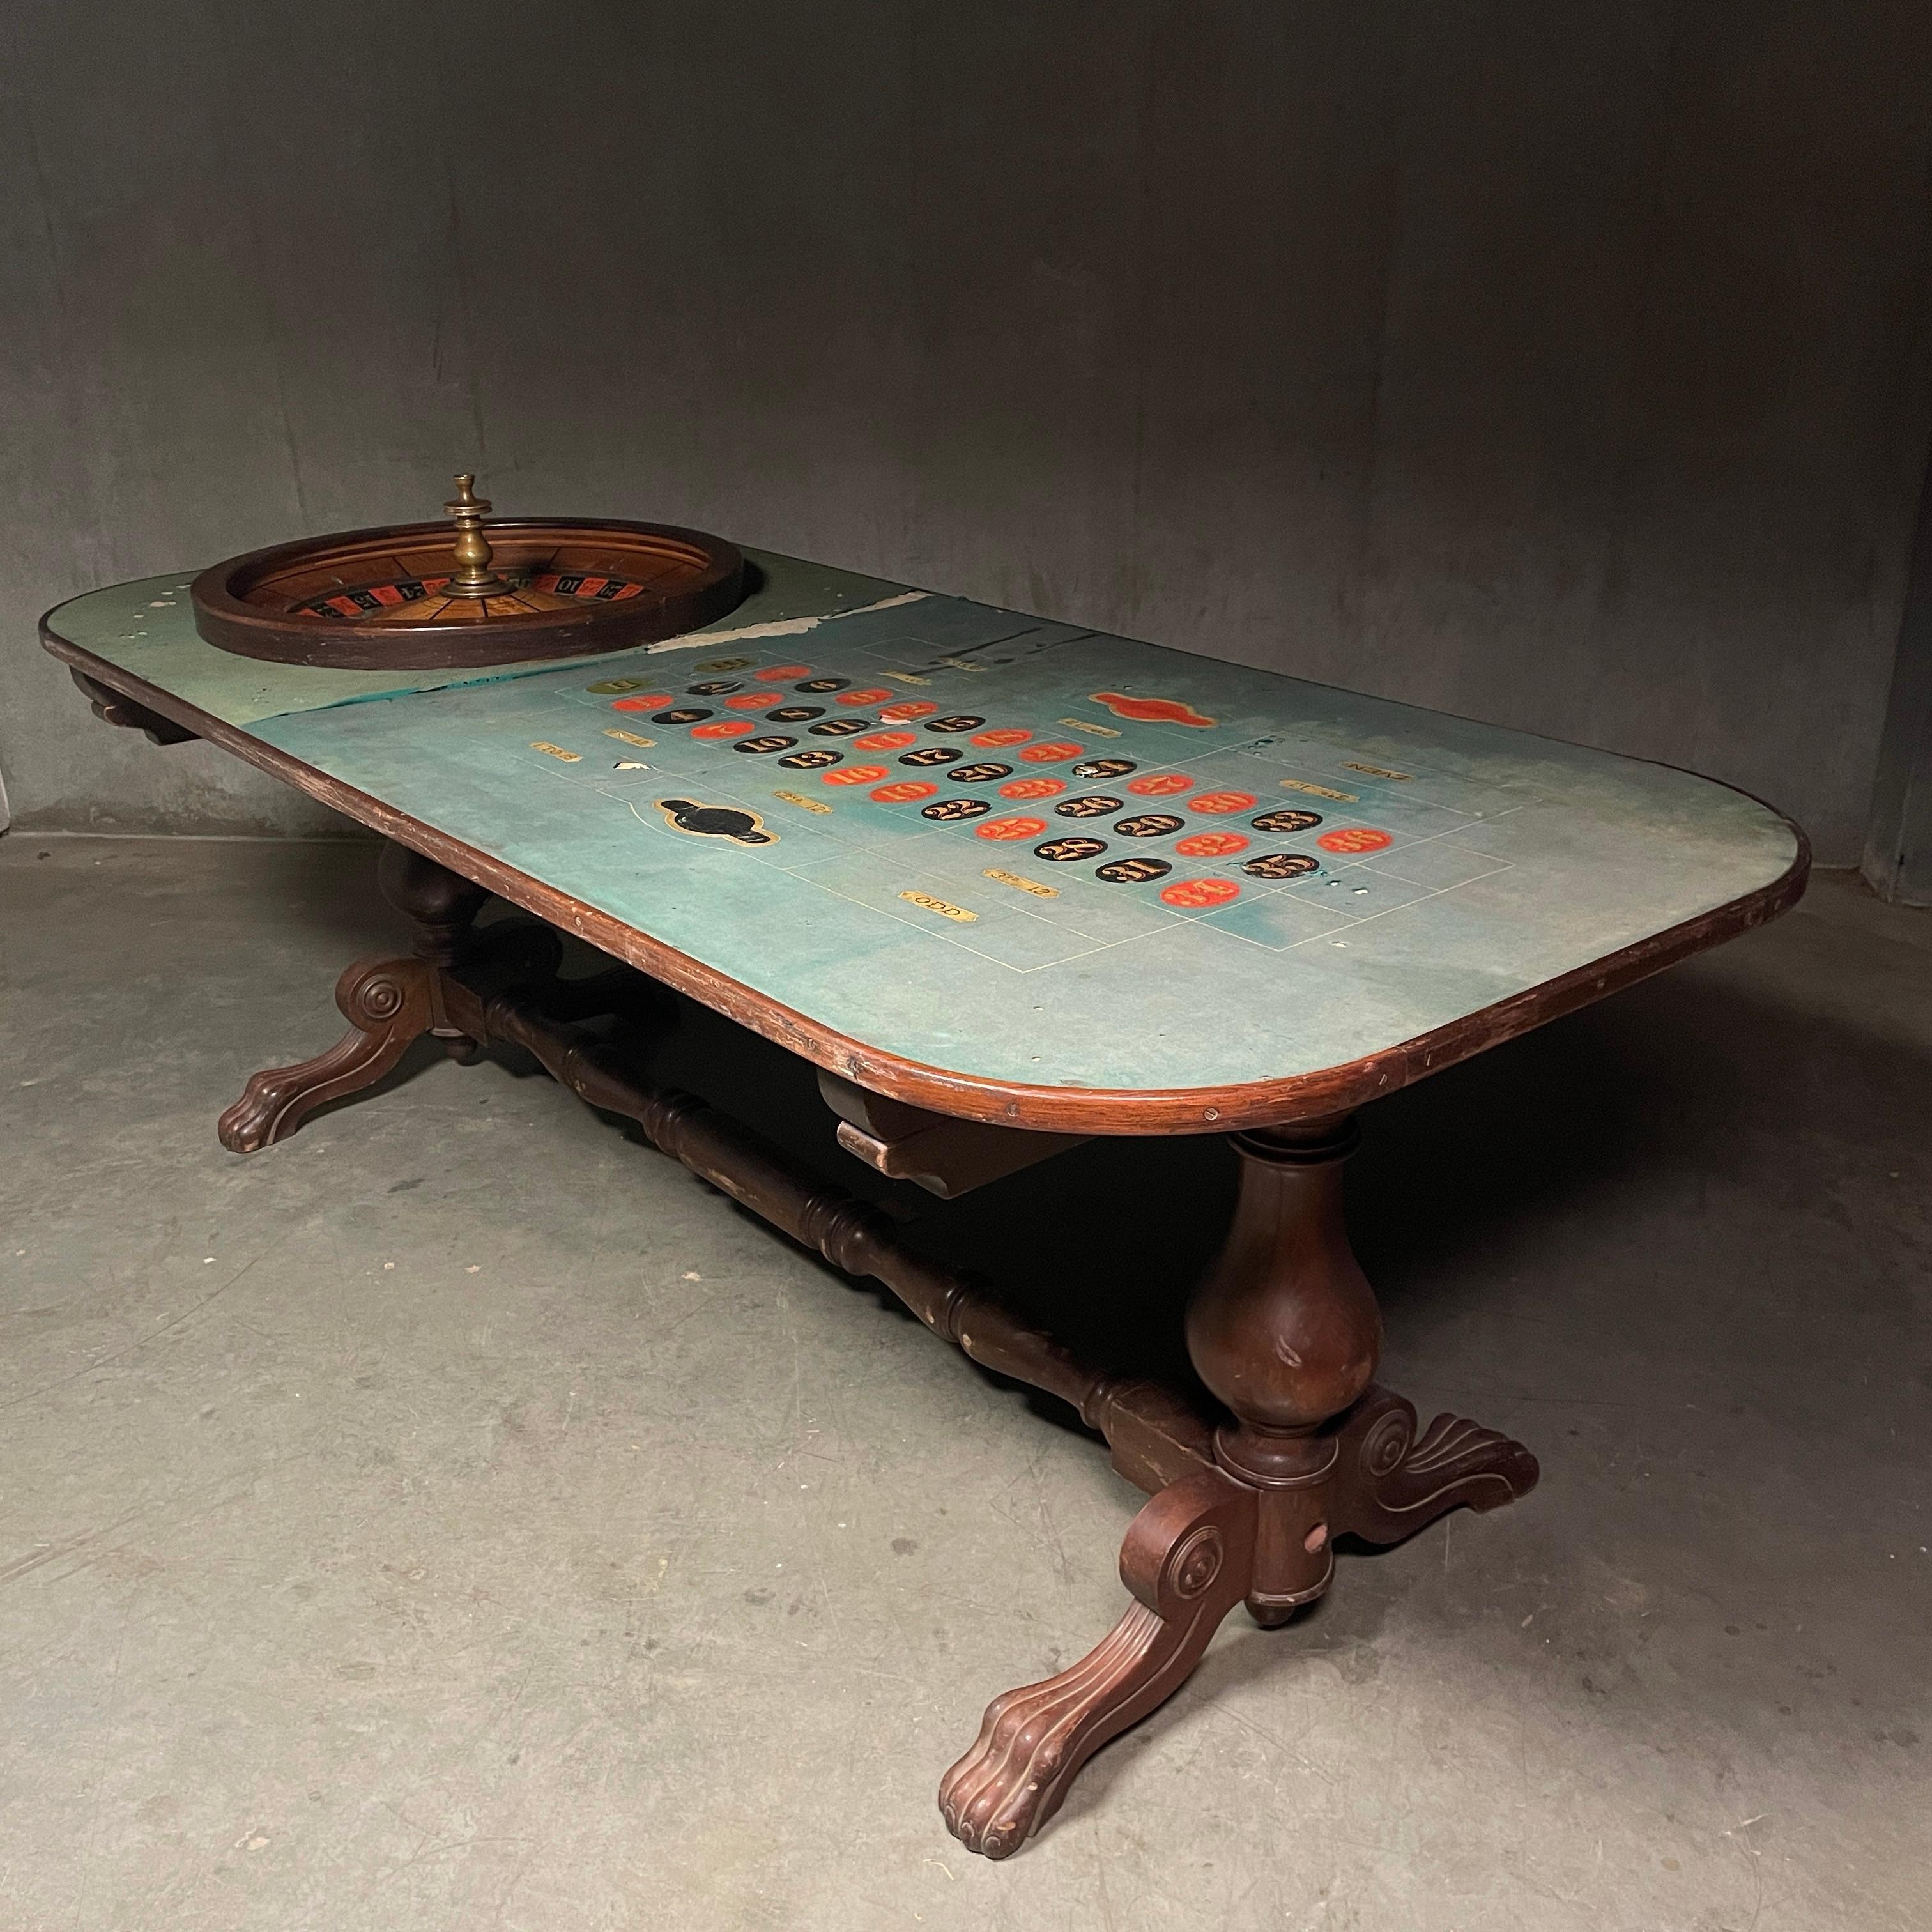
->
1127;772;1193;795
974;815;1048;841
1018;740;1083;764
1317;827;1393;854
878;699;939;723
1176;831;1250;858
999;776;1068;801
972;726;1033;747
822;764;890;786
870;780;938;804
844;687;895;707
754;663;811;682
691;720;753;740
724;691;779;711
1160;877;1241;909
1188;791;1257;815
609;694;672;712
854;730;917;751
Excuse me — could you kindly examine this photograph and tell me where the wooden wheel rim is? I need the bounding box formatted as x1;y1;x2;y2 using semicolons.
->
190;516;746;670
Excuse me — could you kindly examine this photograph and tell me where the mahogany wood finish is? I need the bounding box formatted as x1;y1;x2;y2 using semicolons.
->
204;843;1536;1857
47;574;1796;1856
475;993;1216;1495
218;842;489;1151
381;840;489;969
1188;1116;1386;1620
816;1071;1090;1197
938;1389;1537;1856
190;517;746;669
34;640;1813;1135
940;1470;1259;1858
218;954;440;1153
215;868;1215;1494
938;1117;1537;1855
68;668;197;745
217;848;652;1151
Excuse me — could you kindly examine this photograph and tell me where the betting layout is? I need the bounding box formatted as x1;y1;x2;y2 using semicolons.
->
45;560;1803;1090
499;624;1524;972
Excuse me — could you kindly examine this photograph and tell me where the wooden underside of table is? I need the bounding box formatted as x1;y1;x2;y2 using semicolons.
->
211;837;1539;1858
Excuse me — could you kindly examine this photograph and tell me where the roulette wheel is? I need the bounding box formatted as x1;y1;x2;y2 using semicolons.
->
190;473;745;670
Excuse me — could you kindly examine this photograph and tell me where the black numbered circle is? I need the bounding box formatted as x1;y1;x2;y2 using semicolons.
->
733;735;797;755
652;707;711;725
1071;757;1136;779
809;717;873;737
1114;813;1184;838
1034;836;1107;862
686;679;743;696
900;746;962;767
924;714;986;733
778;748;843;770
766;705;825;724
1054;793;1123;820
921;796;992;822
947;762;1013;785
1251;808;1324;834
794;676;849;693
1096;857;1172;884
1243;851;1320;880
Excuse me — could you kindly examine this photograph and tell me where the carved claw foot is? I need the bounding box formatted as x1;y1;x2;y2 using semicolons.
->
939;1471;1257;1859
937;1116;1544;1859
1331;1386;1539;1547
217;956;435;1153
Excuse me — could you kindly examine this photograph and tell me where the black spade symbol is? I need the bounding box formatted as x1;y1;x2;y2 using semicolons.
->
658;799;773;845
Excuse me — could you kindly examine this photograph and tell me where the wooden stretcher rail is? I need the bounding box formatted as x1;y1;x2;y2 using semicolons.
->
457;979;1215;1496
140;836;1551;1860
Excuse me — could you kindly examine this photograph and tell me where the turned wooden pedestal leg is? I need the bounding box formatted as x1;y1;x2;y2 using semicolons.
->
939;1114;1539;1857
218;842;487;1144
220;842;673;1154
218;844;486;1152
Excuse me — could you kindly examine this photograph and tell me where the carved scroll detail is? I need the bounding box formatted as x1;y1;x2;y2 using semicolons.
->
217;957;435;1152
214;852;1542;1864
939;1471;1257;1858
1332;1386;1540;1545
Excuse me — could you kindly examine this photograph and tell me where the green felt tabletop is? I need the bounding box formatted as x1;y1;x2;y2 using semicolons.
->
44;555;1804;1117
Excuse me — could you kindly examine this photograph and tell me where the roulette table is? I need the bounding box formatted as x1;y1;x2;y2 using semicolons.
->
41;494;1806;1859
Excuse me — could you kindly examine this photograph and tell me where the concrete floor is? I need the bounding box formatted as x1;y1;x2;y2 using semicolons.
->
1;834;1926;1932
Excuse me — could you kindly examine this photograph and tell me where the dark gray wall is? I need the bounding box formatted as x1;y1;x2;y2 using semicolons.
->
1864;458;1932;901
4;2;1929;859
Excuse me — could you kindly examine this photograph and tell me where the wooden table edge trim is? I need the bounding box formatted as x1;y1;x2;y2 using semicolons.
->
41;628;1814;1136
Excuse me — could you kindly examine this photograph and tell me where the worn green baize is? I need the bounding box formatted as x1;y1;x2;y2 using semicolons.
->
46;552;1800;1099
